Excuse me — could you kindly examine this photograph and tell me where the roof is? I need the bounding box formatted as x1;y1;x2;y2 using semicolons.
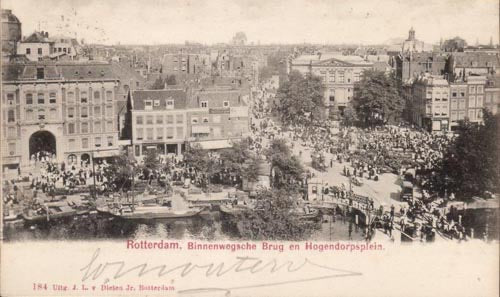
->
399;52;448;62
292;54;372;67
132;89;187;110
23;32;53;43
2;61;119;81
109;62;146;84
188;89;248;108
451;52;500;68
414;74;449;86
1;9;20;23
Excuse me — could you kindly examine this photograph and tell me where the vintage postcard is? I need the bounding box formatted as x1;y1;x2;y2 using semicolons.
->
1;0;499;296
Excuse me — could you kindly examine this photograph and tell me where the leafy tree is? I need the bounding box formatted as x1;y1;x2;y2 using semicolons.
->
426;110;500;200
311;148;327;172
352;70;404;127
259;66;276;83
241;156;261;183
143;149;159;171
165;75;177;86
183;144;221;189
264;139;304;189
103;152;136;192
183;143;209;173
234;188;320;240
442;37;467;52
275;71;325;126
341;102;358;127
219;139;254;173
151;77;165;89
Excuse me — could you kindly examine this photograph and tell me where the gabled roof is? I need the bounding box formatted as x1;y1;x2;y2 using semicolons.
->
132;89;187;110
314;56;372;67
451;52;500;68
188;89;248;108
23;32;53;43
292;54;372;67
1;61;119;81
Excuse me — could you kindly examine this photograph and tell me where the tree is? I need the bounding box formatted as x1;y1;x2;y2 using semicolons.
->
442;37;467;52
352;70;404;127
183;143;209;173
264;139;304;190
234;188;320;240
165;75;177;86
275;70;325;126
311;148;327;172
151;77;165;89
143;149;159;171
426;110;500;200
183;144;221;189
103;152;136;192
341;102;358;127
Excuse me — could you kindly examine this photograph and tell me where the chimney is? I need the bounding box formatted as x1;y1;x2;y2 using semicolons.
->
45;32;49;38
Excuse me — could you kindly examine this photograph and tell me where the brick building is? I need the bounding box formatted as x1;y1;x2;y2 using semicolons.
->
1;61;121;175
130;89;188;157
484;74;500;114
411;75;450;132
188;88;250;149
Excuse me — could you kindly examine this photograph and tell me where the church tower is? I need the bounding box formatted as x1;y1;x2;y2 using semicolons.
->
408;27;416;41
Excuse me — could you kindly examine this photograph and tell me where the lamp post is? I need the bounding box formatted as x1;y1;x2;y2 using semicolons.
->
91;151;97;199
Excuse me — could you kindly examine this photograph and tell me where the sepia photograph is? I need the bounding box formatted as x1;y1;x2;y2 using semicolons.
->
1;0;499;296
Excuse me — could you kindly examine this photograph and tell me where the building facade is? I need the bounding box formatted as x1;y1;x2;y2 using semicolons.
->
290;54;372;116
1;61;121;175
465;76;487;124
395;52;447;82
1;9;22;60
411;75;450;132
130;90;188;157
449;82;468;130
16;31;55;61
484;75;500;114
188;88;250;149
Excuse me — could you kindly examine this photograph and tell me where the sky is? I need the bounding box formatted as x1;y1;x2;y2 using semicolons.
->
3;0;499;45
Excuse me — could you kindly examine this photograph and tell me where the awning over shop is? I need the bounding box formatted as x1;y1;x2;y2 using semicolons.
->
193;139;232;150
191;125;210;134
93;149;120;158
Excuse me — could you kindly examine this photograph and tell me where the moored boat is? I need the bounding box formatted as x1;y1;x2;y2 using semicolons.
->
22;205;77;222
99;204;204;220
219;203;252;215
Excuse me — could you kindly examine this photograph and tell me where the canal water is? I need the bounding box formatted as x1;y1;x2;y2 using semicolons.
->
2;212;366;242
4;209;495;242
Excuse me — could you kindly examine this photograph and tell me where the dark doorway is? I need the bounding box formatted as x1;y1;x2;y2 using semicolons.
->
81;153;90;165
29;130;56;158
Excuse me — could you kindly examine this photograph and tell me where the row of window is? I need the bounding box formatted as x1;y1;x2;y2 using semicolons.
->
469;85;484;94
55;47;72;54
136;114;184;125
136;127;184;141
66;90;113;104
450;109;483;122
24;92;58;105
25;48;44;55
67;106;113;119
192;115;222;124
67;121;114;134
67;136;114;150
22;90;113;105
5;106;113;123
24;108;58;121
318;71;358;84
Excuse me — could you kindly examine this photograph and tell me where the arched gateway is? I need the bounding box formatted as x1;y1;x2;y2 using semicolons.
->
29;130;56;159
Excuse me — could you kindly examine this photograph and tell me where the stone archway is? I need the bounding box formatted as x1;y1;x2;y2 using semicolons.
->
29;130;56;159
